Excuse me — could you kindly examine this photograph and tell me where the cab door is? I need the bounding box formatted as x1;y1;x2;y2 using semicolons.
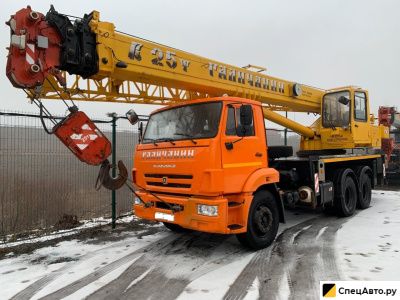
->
352;90;371;146
220;104;266;194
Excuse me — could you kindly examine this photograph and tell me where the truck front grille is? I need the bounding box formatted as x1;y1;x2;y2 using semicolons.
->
145;174;193;179
146;182;191;188
145;173;193;189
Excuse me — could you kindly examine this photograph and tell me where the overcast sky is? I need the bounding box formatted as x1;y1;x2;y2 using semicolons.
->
1;0;399;125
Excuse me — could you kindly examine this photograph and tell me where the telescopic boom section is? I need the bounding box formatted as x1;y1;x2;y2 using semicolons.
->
6;6;325;116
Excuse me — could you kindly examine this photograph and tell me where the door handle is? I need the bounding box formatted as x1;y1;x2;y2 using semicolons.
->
255;152;263;157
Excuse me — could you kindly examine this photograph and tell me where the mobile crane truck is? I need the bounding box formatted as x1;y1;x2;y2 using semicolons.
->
6;6;389;249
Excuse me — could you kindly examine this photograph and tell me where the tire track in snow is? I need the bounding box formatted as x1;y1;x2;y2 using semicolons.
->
224;216;347;300
12;214;347;300
284;221;332;300
267;216;346;300
35;232;242;300
15;230;245;300
37;234;194;300
9;235;167;300
319;220;344;281
223;218;317;300
11;234;175;300
86;233;248;300
222;248;271;300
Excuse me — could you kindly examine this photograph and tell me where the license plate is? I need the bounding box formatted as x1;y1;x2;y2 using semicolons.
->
155;212;174;222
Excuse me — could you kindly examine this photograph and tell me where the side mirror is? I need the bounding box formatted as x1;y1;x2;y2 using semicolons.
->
338;96;350;106
126;109;139;125
138;122;144;143
240;105;253;126
237;105;253;137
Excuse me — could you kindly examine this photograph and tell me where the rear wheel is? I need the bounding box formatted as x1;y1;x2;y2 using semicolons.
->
357;172;372;209
335;170;357;217
236;190;279;250
163;222;190;233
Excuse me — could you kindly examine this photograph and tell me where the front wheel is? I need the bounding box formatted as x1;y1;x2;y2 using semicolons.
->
236;190;279;250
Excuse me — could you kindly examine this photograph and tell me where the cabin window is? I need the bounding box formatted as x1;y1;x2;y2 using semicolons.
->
322;91;350;128
354;92;367;121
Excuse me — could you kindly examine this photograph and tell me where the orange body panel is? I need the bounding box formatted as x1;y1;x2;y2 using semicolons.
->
133;97;280;234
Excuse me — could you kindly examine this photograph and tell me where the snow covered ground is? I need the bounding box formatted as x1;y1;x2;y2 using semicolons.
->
0;216;129;249
337;190;400;281
0;190;399;300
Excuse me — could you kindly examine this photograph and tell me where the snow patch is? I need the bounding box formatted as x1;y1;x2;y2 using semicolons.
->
337;191;400;280
1;215;137;249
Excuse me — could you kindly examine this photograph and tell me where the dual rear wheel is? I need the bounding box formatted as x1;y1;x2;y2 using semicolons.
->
333;167;372;217
357;169;372;209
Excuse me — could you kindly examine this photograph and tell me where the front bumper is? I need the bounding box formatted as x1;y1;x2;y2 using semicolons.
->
134;191;246;234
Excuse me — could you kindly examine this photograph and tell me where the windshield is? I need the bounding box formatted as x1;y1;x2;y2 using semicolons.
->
143;102;222;143
322;91;350;128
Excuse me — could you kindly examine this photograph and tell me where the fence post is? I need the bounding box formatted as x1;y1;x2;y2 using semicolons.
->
111;114;117;229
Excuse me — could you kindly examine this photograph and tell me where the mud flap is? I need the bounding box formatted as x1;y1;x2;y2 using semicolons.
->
272;184;286;223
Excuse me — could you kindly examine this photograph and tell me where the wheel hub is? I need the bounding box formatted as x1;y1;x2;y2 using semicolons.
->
254;206;273;234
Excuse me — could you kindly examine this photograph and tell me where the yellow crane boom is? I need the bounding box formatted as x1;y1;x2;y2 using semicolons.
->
35;10;325;115
7;6;388;148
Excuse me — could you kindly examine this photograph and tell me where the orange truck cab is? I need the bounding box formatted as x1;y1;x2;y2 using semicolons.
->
133;97;284;249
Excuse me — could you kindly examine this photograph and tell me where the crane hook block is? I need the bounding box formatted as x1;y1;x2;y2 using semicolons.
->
54;111;112;166
97;159;128;190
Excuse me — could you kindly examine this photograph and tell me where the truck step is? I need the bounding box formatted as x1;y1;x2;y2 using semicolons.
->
228;224;243;230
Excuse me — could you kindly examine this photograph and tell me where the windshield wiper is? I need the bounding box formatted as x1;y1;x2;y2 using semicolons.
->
156;138;176;145
142;138;159;146
174;133;198;145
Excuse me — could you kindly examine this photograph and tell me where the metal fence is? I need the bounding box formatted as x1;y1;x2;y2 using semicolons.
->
0;111;141;238
0;110;299;238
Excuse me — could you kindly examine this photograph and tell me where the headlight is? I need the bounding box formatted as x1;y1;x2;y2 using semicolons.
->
134;197;142;205
197;204;218;217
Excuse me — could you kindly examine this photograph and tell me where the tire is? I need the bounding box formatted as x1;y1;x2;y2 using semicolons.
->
163;222;190;233
267;146;293;159
357;172;372;209
335;170;357;217
236;190;279;250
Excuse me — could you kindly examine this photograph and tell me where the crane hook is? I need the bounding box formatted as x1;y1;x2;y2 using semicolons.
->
96;159;128;190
